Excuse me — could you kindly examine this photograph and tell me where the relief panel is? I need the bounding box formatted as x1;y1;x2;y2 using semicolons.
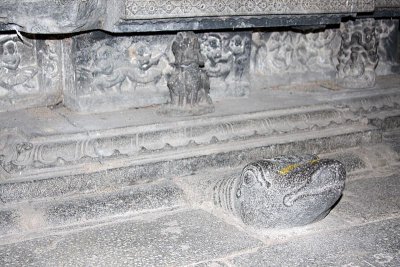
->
376;19;400;75
0;34;62;112
200;32;251;98
251;28;341;87
62;32;174;112
63;31;250;113
336;19;379;89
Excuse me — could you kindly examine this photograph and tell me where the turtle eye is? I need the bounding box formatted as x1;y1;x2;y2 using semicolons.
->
243;172;255;187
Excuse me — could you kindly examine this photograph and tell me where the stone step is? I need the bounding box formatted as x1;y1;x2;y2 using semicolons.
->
2;79;399;183
0;123;381;205
1;104;356;181
0;128;395;237
0;179;186;237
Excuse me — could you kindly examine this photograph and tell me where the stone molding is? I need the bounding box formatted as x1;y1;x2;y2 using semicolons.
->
1;86;399;182
2;1;398;34
376;0;400;7
124;0;375;19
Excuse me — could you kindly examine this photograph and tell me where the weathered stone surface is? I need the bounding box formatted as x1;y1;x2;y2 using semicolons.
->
62;31;173;112
376;20;400;75
214;155;346;228
160;31;214;116
376;0;400;8
0;34;62;112
327;151;367;172
332;174;400;222
62;30;252;113
0;180;186;236
123;0;376;20
384;130;400;153
0;0;107;34
2;77;396;194
201;32;251;98
0;1;381;34
231;217;400;266
0;209;262;266
337;19;379;89
252;28;341;87
0;210;19;236
251;20;397;90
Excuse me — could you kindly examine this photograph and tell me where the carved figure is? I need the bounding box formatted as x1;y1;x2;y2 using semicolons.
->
199;32;251;98
162;31;213;115
39;40;59;80
254;29;338;76
0;130;33;174
376;20;396;63
266;32;294;72
376;20;398;75
0;38;38;95
201;34;232;79
337;19;379;88
91;46;127;92
214;155;346;228
229;34;250;80
127;43;164;88
296;30;337;71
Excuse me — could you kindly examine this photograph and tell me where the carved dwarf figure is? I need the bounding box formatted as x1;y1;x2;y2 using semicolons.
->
214;155;346;228
162;31;213;115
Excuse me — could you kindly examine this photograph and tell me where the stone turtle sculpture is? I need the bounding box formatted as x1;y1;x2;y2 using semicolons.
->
214;155;346;229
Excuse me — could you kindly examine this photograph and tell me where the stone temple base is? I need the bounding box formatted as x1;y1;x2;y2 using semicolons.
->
1;74;400;235
0;2;400;261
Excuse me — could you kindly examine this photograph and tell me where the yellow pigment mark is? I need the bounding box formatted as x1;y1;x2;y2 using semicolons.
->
278;159;320;175
278;163;300;175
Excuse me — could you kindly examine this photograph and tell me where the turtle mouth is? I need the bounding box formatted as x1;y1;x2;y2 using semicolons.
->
282;163;346;207
283;182;344;207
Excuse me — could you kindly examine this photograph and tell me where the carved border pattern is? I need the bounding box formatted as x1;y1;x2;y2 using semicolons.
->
376;0;400;7
124;0;375;19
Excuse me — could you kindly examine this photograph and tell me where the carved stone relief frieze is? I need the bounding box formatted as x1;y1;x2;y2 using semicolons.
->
251;28;341;87
63;31;250;113
0;34;62;112
0;128;112;179
336;19;379;89
200;32;251;98
62;32;174;112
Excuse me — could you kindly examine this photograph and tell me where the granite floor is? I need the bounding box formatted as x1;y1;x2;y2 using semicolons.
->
0;159;399;266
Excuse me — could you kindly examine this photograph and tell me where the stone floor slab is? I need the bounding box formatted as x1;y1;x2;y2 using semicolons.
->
231;217;400;267
0;209;262;267
332;174;400;223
